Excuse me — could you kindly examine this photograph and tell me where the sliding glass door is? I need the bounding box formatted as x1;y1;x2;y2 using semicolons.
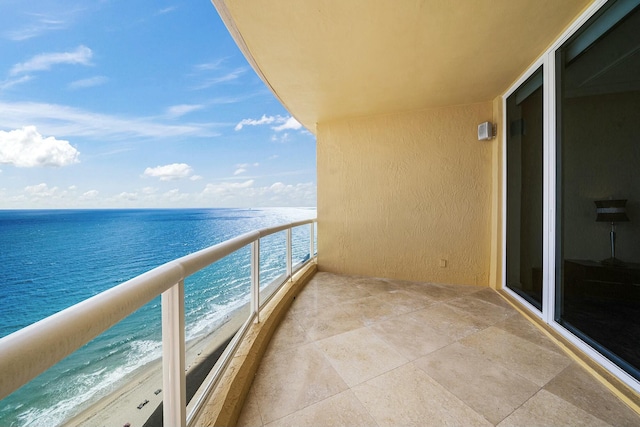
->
505;0;640;385
555;1;640;380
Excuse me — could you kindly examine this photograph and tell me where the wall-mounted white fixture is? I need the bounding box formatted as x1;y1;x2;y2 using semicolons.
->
478;121;495;141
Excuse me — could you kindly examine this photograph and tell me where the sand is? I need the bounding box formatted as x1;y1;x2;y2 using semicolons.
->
65;308;248;427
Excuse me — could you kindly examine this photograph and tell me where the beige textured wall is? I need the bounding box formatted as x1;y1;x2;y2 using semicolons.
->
317;103;495;286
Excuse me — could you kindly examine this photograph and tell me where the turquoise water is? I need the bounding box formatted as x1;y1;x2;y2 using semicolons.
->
0;208;315;426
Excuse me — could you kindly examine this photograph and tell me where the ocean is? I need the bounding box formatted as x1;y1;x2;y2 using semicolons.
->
0;208;316;426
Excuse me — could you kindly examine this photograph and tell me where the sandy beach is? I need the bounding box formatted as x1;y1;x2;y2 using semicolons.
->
65;307;248;427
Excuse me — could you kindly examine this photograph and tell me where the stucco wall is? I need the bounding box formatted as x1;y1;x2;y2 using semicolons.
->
317;103;494;286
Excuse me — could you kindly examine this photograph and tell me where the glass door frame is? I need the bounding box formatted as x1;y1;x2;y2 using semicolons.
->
501;0;640;392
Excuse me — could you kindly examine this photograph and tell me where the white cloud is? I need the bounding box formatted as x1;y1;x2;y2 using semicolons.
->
190;175;203;181
271;132;291;143
0;126;80;167
166;104;204;118
68;185;77;191
208;95;245;105
143;163;194;181
211;68;247;83
200;180;316;207
192;67;248;90
116;192;138;201
272;117;302;132
261;182;316;205
0;75;33;91
16;182;83;206
1;178;316;208
4;18;67;41
235;114;277;131
25;183;59;197
68;76;108;90
269;182;287;193
194;58;226;72
235;115;303;133
80;190;99;199
233;162;259;175
164;188;189;202
141;187;157;195
0;101;219;139
10;45;93;76
156;6;177;15
203;180;255;196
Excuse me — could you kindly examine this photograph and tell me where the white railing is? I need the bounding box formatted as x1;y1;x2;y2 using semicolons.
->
0;218;317;426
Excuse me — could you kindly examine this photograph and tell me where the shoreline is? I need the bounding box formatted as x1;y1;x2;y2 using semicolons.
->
65;307;248;427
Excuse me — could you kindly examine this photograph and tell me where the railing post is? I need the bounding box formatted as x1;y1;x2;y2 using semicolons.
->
162;280;186;427
251;239;260;323
286;227;292;280
310;221;315;260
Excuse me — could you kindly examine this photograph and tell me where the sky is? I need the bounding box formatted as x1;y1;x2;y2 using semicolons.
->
0;0;316;209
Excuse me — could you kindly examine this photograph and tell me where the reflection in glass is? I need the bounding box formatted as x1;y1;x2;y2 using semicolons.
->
555;2;640;380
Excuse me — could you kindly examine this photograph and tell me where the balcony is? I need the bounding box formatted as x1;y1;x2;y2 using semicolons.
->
2;217;639;426
223;272;640;427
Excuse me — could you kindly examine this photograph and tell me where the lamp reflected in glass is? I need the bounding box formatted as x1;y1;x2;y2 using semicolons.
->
595;199;629;266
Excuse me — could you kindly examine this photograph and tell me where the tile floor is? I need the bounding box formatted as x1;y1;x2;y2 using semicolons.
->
237;272;640;426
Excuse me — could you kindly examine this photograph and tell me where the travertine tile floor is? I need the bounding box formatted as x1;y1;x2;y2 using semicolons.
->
237;272;640;426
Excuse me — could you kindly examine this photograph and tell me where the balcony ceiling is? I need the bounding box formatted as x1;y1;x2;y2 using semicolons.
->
213;0;593;132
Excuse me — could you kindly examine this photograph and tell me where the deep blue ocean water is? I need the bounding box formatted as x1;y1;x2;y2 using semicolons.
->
0;208;315;426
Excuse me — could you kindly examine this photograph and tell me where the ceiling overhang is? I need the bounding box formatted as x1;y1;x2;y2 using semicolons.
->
212;0;593;133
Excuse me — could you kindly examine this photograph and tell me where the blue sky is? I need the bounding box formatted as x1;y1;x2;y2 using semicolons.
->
0;0;316;209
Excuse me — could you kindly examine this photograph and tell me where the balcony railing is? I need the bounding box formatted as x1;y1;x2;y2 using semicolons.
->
0;218;317;426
